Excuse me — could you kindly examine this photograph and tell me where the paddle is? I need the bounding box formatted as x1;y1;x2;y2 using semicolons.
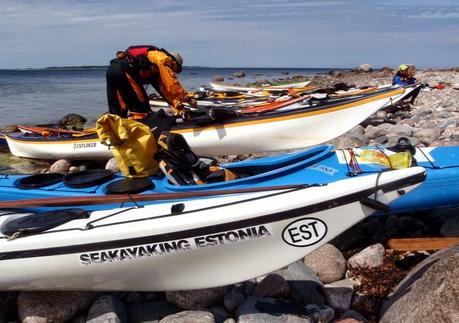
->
0;184;306;209
17;125;97;137
388;237;459;251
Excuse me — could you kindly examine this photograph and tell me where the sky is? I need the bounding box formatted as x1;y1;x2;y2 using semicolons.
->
0;0;458;69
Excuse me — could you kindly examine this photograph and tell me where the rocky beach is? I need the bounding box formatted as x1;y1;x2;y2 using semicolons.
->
0;67;459;322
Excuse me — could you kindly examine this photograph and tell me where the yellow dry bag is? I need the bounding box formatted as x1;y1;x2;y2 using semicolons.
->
96;114;158;178
358;150;412;169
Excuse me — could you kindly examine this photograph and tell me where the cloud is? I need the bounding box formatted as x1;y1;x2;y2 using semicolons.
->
0;0;458;68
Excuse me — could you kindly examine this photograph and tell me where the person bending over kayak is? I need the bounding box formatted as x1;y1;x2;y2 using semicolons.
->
106;45;197;118
390;64;420;107
392;64;417;86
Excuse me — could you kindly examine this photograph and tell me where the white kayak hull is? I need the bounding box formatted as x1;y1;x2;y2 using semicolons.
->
0;167;425;290
5;87;408;160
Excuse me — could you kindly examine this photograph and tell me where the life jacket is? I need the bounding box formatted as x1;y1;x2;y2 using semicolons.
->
121;45;182;73
156;132;238;185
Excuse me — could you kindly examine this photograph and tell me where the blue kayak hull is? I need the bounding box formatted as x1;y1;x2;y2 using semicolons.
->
0;145;458;213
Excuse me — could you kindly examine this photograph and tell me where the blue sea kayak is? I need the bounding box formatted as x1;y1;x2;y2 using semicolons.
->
0;144;457;213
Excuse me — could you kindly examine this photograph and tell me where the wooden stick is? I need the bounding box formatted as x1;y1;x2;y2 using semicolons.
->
0;184;305;208
388;237;459;251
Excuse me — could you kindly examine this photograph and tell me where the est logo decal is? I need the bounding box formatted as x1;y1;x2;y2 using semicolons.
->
282;218;327;247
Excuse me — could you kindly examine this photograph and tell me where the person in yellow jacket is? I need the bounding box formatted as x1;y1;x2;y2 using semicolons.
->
106;45;197;118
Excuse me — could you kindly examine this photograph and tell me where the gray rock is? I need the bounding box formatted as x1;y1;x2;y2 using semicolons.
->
253;273;290;298
210;305;232;323
273;261;325;305
440;214;459;236
332;135;367;149
364;124;392;139
351;292;381;320
391;124;414;137
105;158;120;172
384;215;428;238
338;309;367;322
224;287;246;314
212;76;225;82
50;159;72;173
379;245;459;323
166;287;226;310
159;310;215;323
324;279;354;312
304;304;335;323
347;125;367;143
17;291;95;323
416;107;433;116
68;166;79;173
332;318;364;323
433;110;451;119
415;119;437;129
385;134;403;147
356;64;372;72
235;296;311;323
238;313;311;323
348;243;385;269
375;111;387;119
0;124;18;132
233;71;245;78
303;244;347;284
59;113;87;128
86;295;127;323
126;301;179;322
412;128;442;145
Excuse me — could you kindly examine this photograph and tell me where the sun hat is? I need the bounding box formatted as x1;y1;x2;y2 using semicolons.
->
170;52;183;67
398;64;409;71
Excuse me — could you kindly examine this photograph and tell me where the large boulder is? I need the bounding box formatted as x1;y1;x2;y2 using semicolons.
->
18;291;95;323
232;71;245;78
59;113;87;129
379;244;459;323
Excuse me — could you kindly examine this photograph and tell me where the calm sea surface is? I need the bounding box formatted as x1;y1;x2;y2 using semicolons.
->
0;67;333;126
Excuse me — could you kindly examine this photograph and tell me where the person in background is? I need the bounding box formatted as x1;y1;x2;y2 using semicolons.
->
106;45;197;119
392;64;417;86
390;63;422;108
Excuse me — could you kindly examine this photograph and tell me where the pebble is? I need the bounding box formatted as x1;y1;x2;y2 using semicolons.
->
348;243;385;269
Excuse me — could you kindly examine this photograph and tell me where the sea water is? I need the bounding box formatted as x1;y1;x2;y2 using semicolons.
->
0;67;333;126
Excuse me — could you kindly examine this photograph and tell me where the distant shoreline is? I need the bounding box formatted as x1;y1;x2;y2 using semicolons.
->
1;65;457;72
1;66;352;71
